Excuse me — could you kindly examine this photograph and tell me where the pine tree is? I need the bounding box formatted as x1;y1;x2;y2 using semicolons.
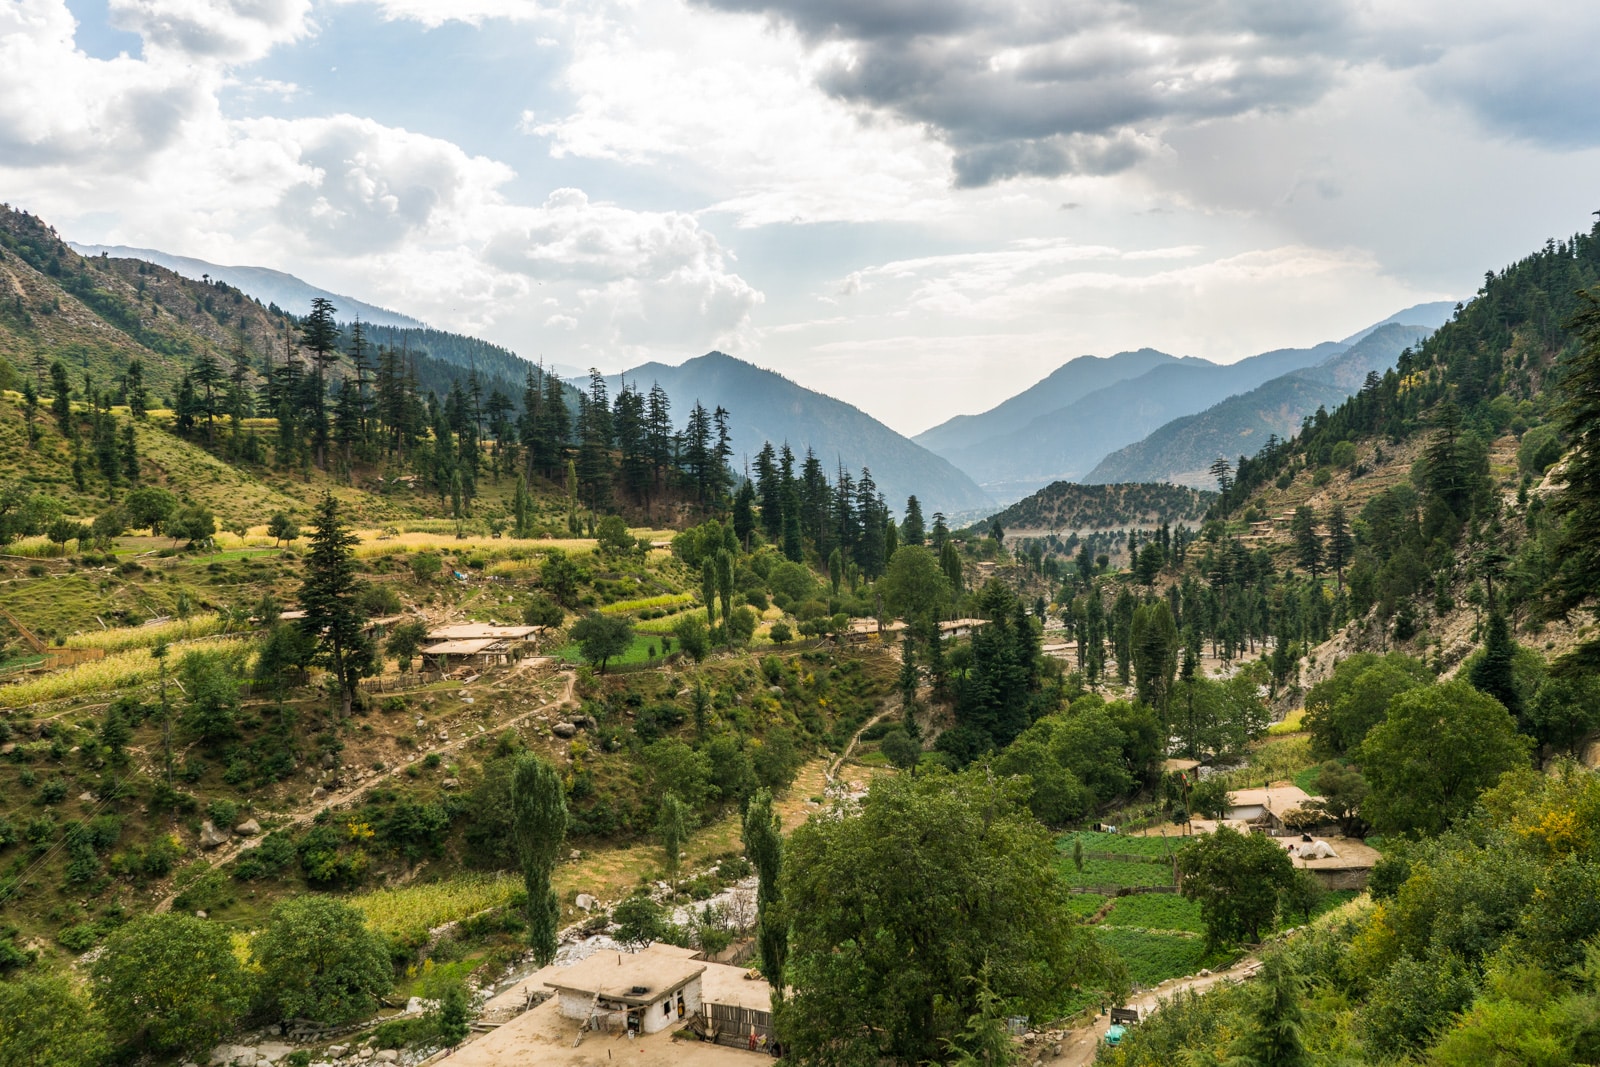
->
1210;455;1234;495
733;481;756;546
510;754;567;966
297;493;374;719
49;361;72;435
902;495;926;545
21;378;38;447
1291;506;1323;579
1469;609;1522;718
1325;502;1353;591
1548;287;1600;666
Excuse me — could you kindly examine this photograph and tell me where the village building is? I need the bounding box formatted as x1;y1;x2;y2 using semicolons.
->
420;624;545;669
547;944;706;1036
1224;784;1314;831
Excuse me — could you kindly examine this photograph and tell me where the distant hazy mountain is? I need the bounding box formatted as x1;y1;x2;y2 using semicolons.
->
1084;322;1436;487
598;352;992;514
924;342;1346;500
913;348;1183;455
68;243;421;328
1338;300;1457;345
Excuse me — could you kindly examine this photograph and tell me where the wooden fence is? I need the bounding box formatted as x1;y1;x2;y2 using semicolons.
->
705;1003;775;1048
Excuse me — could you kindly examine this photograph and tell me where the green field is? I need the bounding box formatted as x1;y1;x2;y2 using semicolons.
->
1060;830;1185;859
1101;893;1206;934
554;633;669;669
1094;927;1234;988
1064;893;1108;918
1062;856;1177;889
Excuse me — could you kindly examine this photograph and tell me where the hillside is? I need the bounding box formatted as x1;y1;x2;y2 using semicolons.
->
912;347;1181;455
68;244;421;328
1085;322;1434;487
981;481;1214;536
597;351;993;514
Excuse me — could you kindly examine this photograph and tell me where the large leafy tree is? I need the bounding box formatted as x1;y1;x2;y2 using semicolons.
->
1302;652;1431;759
569;612;633;673
1359;681;1531;836
0;971;108;1067
778;772;1121;1065
1177;825;1295;947
510;753;567;966
251;895;392;1025
91;914;249;1057
297;492;375;718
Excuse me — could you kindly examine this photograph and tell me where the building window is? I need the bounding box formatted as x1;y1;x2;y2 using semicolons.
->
663;1001;672;1016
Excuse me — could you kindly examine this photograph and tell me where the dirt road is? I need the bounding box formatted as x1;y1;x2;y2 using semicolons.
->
1055;955;1260;1066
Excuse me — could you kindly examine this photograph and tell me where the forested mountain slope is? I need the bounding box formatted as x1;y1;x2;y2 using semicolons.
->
598;351;993;514
983;481;1214;535
1086;323;1433;487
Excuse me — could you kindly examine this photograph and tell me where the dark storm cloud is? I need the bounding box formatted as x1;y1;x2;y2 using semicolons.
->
695;0;1600;186
697;0;1367;184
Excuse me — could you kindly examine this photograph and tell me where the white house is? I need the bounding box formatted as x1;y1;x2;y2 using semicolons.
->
545;944;705;1036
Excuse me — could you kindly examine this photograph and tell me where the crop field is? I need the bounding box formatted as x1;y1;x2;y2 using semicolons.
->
1060;830;1185;859
353;872;522;944
600;592;694;615
1064;893;1108;918
0;635;242;707
554;633;669;669
1101;893;1206;934
1061;856;1176;889
63;613;227;651
1093;927;1229;988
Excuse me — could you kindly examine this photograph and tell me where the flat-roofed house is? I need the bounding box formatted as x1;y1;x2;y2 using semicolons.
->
545;945;705;1036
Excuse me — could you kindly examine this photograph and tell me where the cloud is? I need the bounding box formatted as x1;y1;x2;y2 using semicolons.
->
328;0;559;28
0;0;212;167
108;0;311;62
690;0;1600;187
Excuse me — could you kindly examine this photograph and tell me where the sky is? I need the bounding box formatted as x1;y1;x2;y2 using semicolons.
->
6;0;1600;436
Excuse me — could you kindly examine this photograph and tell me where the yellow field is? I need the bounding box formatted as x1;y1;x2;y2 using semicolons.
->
353;872;522;942
0;636;242;707
63;613;227;652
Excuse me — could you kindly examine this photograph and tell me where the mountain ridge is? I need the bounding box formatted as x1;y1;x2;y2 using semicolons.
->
595;351;993;515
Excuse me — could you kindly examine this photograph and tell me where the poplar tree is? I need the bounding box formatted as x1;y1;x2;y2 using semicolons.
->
742;789;787;1004
657;793;690;895
510;754;567;966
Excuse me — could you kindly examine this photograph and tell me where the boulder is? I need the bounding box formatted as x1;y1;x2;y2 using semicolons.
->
441;777;460;790
235;819;262;837
79;791;96;802
570;714;596;730
310;786;327;801
256;1044;293;1064
375;1052;398;1064
199;821;230;849
195;910;207;919
552;722;577;739
575;893;597;912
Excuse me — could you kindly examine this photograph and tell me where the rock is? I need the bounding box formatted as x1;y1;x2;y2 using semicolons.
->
1199;968;1211;977
256;1044;293;1064
768;686;783;696
199;820;230;849
571;714;595;730
407;996;424;1014
441;777;460;789
552;722;577;738
375;1052;398;1063
575;893;597;912
310;786;326;800
571;849;583;861
327;1046;347;1057
437;730;448;741
195;910;207;919
321;752;336;769
235;818;262;836
357;1049;374;1060
78;791;96;802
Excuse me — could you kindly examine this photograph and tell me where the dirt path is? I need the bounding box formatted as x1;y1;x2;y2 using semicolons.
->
154;670;578;912
1055;955;1261;1066
827;699;900;781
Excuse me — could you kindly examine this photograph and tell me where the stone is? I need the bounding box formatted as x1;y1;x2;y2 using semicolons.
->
327;1046;347;1057
571;714;596;730
321;752;336;769
570;849;583;861
310;786;326;800
357;1049;374;1060
199;820;230;849
235;819;262;836
195;910;207;919
552;722;577;738
375;1052;398;1063
79;791;96;802
407;996;424;1014
768;686;783;696
441;777;460;789
575;893;597;912
256;1044;293;1064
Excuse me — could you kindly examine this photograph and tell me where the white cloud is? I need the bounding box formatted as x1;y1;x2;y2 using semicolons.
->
329;0;559;28
108;0;311;62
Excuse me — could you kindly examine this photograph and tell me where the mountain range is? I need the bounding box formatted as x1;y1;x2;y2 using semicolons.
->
1084;322;1437;487
913;302;1456;498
